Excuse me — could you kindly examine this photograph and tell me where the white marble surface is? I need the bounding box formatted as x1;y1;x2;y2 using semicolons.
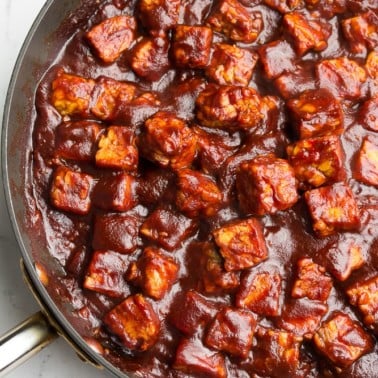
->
0;1;110;377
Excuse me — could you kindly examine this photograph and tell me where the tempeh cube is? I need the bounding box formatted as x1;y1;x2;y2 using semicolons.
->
139;112;197;170
236;270;282;316
287;135;346;189
91;77;136;121
92;173;136;212
173;338;227;378
131;36;170;81
313;312;373;368
205;307;256;358
263;0;303;13
236;154;298;215
86;15;136;63
354;136;378;187
213;218;268;272
360;96;378;132
316;57;367;100
104;294;160;351
206;0;263;43
92;213;141;254
304;182;361;237
277;298;328;338
169;290;218;335
172;25;213;69
139;0;181;33
258;39;297;80
126;247;179;300
54;121;103;162
196;84;265;130
206;43;258;86
95;126;138;171
291;258;332;302
140;208;197;251
51;70;95;117
253;327;303;375
50;166;94;215
83;250;129;297
287;89;344;139
347;275;378;332
176;169;223;218
342;11;378;54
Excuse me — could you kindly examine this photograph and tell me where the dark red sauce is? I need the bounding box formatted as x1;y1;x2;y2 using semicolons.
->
29;0;377;377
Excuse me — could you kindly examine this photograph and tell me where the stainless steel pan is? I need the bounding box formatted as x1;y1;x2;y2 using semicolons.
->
1;1;127;376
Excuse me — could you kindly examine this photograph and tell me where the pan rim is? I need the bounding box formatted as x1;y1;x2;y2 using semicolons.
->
1;1;127;377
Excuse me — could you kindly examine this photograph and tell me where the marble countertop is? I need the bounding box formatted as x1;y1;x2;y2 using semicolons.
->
0;1;110;377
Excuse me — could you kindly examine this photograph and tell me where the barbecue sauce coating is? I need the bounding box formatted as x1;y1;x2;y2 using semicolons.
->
30;0;378;377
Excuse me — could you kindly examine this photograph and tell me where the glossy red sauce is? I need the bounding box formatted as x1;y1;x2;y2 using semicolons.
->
29;0;377;377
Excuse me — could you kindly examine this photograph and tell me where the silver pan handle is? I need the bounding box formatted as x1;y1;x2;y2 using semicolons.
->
0;311;58;376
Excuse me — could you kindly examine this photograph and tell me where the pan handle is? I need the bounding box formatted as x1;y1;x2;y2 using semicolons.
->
0;311;58;376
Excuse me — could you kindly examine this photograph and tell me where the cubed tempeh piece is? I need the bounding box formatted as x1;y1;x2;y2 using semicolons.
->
263;0;304;13
366;51;378;86
92;173;136;212
126;247;179;300
354;136;378;187
304;182;361;237
205;307;256;358
50;166;94;215
236;154;298;215
347;275;378;332
83;250;129;297
169;290;218;335
342;11;378;54
291;258;332;302
277;298;328;338
51;71;95;117
140;208;197;251
236;270;282;316
196;84;265;130
193;127;238;176
258;39;297;80
131;36;170;81
54;121;103;162
206;0;263;43
136;167;175;207
316;57;367;100
104;294;160;351
313;312;373;368
253;327;303;376
95;126;138;171
173;338;227;378
325;238;365;281
213;218;268;272
86;15;137;63
287;89;344;139
139;112;197;170
195;242;240;295
274;65;316;100
92;213;141;254
172;25;213;69
304;0;346;18
139;0;181;33
287;135;346;189
206;43;258;86
360;96;378;132
283;12;331;55
176;169;223;218
91;77;136;121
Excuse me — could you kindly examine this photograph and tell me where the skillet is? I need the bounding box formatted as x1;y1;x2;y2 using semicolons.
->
1;0;377;377
1;0;125;376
